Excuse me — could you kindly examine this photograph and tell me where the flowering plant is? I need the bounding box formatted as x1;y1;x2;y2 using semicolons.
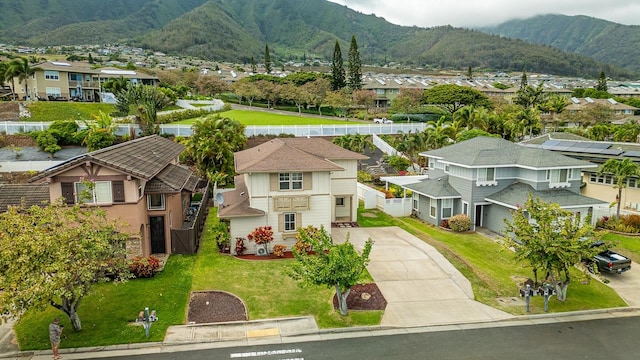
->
247;226;274;245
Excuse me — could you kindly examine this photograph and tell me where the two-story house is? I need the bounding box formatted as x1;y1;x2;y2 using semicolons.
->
218;138;367;254
398;137;606;235
23;135;207;256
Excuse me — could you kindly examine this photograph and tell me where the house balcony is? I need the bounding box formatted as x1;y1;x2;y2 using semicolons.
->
69;80;101;89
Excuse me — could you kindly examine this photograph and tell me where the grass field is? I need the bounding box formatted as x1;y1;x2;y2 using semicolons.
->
173;109;351;125
24;102;116;121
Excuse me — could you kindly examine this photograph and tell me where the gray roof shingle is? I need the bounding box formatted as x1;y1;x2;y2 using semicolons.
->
485;182;606;209
0;184;50;211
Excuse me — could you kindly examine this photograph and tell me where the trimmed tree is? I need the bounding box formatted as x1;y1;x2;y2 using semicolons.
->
347;35;362;91
503;195;600;301
330;40;346;91
289;226;373;316
0;201;131;331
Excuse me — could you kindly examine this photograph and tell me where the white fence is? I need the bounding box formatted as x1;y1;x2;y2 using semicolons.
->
0;160;63;172
357;182;412;217
1;121;426;138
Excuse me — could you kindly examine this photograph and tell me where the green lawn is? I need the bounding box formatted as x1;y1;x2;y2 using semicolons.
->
24;102;116;121
192;210;382;328
358;205;627;314
602;232;640;263
173;109;350;125
14;255;196;350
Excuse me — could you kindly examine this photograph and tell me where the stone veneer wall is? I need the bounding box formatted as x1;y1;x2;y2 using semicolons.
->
126;236;143;258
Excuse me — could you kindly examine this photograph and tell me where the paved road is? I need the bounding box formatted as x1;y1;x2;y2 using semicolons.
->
102;316;640;360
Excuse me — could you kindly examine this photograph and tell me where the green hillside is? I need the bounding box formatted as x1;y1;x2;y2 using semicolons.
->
480;14;640;73
0;0;636;79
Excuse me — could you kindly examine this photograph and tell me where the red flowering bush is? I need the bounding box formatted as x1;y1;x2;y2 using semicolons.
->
440;219;450;229
129;256;161;278
247;226;274;245
235;237;247;255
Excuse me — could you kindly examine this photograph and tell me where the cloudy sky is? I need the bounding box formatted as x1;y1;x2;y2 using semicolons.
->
327;0;640;28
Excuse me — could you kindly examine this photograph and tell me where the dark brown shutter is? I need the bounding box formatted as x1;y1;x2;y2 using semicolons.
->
61;182;74;205
112;181;125;203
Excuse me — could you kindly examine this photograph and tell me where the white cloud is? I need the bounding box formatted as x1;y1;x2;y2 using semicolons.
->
328;0;640;28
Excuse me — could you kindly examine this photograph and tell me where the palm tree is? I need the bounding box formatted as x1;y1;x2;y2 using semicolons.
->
1;60;19;100
425;116;453;149
9;57;40;100
543;95;569;132
599;158;640;217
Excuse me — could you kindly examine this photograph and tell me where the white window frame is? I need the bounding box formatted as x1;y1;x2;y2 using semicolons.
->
45;87;61;97
441;198;453;219
412;196;419;211
75;180;112;204
284;213;296;232
462;201;469;216
476;167;497;186
429;198;437;218
279;172;303;190
147;194;165;210
549;168;571;188
45;70;59;80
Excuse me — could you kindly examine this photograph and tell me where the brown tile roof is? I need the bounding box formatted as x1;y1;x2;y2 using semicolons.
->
235;138;367;173
30;135;185;182
0;184;50;211
217;175;265;218
144;164;193;194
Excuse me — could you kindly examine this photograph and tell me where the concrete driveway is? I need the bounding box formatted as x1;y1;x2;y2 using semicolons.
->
332;227;512;327
599;261;640;306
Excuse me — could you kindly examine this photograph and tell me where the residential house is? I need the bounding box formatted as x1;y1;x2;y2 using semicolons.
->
521;134;640;213
564;97;638;120
218;138;367;254
23;135;207;256
395;137;605;235
13;61;158;102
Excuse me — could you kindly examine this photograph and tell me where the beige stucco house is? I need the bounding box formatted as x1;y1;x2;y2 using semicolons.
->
20;135;207;256
218;138;367;254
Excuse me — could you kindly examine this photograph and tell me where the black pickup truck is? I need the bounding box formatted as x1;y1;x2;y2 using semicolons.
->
584;241;632;274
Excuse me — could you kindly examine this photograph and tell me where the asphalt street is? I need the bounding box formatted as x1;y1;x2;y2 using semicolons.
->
105;316;640;360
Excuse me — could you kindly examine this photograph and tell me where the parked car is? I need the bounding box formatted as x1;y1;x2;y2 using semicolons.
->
374;117;393;124
584;241;631;274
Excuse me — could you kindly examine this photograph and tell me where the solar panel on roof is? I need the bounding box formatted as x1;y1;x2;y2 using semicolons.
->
624;151;640;158
599;149;624;155
543;140;560;146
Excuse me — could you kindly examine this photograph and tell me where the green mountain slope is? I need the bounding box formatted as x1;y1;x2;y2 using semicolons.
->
0;0;635;79
480;14;640;73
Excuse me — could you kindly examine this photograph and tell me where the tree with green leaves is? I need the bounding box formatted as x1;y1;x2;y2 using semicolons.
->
390;88;424;121
514;81;546;110
0;201;131;331
9;57;40;100
250;56;257;73
331;40;346;91
423;84;493;115
301;78;330;116
88;53;94;64
232;80;262;107
332;134;373;154
289;226;373;316
184;115;246;185
102;75;131;94
504;195;600;301
324;89;352;118
264;44;272;74
352;89;376;120
116;84;172;136
599;158;640;217
347;35;362;91
596;71;608;92
82;111;117;151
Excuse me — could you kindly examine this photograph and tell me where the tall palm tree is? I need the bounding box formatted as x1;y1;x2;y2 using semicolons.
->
1;60;19;100
9;57;40;100
425;116;453;149
599;158;640;217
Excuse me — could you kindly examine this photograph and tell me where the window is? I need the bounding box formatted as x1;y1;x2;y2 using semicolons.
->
549;169;570;187
462;201;469;216
45;87;61;97
442;198;453;218
75;181;112;204
45;70;59;80
279;172;303;190
413;198;419;211
336;197;345;206
137;179;143;198
147;194;165;210
444;164;450;173
477;167;496;185
284;213;296;232
429;198;436;218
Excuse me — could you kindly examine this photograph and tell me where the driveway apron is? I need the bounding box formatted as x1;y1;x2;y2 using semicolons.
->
332;227;512;327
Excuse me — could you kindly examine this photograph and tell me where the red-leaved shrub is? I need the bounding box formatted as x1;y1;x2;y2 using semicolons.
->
129;256;161;278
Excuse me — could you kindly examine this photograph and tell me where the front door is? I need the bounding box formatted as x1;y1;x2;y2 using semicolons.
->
150;216;166;254
474;205;483;227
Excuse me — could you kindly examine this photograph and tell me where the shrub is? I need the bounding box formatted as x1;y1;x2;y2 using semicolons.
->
440;219;450;229
357;170;373;183
235;237;247;255
273;244;287;257
213;221;230;251
620;214;640;229
128;256;161;278
448;214;472;232
247;226;274;245
48;120;80;145
294;225;318;254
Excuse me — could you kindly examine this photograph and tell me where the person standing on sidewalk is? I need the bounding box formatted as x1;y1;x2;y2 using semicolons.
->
49;318;63;360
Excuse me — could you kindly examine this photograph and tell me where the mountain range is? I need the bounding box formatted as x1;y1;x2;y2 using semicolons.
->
0;0;636;79
479;14;640;74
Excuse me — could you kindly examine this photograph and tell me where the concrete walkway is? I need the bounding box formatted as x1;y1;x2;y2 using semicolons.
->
332;227;512;327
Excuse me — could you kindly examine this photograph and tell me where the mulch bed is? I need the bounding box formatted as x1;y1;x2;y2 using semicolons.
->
332;283;387;311
187;291;247;324
234;251;296;260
